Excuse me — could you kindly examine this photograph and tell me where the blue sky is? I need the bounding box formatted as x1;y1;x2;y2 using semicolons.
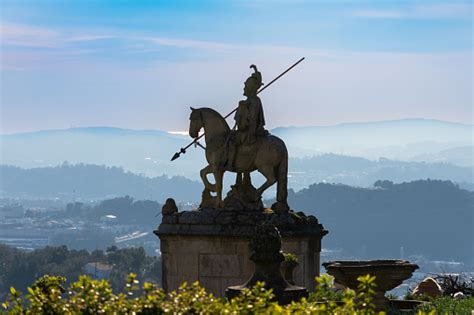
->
1;0;472;133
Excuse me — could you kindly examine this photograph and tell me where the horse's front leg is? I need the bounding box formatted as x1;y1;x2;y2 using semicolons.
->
256;166;277;197
200;164;216;192
213;169;225;208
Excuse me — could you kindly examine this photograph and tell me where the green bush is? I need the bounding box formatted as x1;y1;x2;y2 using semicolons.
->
416;296;474;315
2;273;462;314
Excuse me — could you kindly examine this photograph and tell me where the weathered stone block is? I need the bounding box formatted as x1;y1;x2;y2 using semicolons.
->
199;254;243;278
164;275;178;291
162;253;178;276
177;254;199;277
162;214;178;224
293;254;305;286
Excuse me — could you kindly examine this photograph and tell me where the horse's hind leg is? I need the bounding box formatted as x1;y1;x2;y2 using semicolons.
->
200;164;216;192
256;166;277;196
213;170;225;208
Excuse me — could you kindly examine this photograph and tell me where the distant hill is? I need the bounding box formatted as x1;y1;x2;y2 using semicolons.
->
1;154;472;205
0;126;206;178
410;146;474;167
0;164;201;202
285;179;474;265
288;154;473;191
1;119;472;180
273;119;473;163
59;196;162;226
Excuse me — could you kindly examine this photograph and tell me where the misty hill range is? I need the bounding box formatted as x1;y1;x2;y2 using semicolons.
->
3;119;471;165
0;164;201;202
1;119;472;191
1;159;473;203
272;118;472;165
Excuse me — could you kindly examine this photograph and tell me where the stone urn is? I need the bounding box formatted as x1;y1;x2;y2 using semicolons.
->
281;255;298;285
226;223;308;304
323;260;419;311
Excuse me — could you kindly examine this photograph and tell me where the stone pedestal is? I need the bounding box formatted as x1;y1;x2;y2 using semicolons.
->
154;208;327;297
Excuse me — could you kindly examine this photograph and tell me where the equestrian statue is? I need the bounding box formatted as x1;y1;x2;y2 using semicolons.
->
173;58;304;213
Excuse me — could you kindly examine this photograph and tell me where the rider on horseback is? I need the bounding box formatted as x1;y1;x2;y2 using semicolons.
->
226;65;268;170
184;60;303;212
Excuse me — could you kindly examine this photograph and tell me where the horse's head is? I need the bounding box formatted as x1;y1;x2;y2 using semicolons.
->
189;107;202;138
189;107;230;140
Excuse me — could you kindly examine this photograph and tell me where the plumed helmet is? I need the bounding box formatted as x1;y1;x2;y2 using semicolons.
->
244;64;264;96
249;64;263;87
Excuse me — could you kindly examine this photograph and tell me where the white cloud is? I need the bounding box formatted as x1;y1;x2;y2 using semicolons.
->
0;22;117;49
66;35;117;42
137;35;330;59
0;22;330;70
352;10;404;19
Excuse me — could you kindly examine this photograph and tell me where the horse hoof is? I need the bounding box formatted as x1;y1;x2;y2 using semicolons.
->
271;201;289;214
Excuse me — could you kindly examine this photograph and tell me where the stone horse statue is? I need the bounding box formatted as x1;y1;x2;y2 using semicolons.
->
189;107;289;212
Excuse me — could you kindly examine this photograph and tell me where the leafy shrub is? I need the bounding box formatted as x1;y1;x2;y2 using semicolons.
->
416;296;474;315
309;273;346;303
1;273;461;314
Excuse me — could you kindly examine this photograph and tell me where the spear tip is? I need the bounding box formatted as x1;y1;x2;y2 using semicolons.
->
171;152;180;161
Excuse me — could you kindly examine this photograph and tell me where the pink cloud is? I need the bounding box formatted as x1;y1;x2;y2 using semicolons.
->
0;22;60;48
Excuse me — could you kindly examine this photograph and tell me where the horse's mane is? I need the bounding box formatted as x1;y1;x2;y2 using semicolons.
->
199;107;231;132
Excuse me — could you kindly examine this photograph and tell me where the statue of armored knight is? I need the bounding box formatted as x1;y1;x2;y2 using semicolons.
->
226;65;269;171
236;65;268;145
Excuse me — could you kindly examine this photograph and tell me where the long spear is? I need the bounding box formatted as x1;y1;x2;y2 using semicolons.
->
171;57;305;161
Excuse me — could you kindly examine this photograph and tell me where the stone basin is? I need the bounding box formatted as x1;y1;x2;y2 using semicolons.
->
323;260;419;311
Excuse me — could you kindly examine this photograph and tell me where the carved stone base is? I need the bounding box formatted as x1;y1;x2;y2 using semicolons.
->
200;189;218;209
223;182;263;211
200;179;264;211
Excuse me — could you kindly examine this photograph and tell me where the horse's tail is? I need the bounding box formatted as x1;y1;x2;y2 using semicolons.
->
276;146;288;206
